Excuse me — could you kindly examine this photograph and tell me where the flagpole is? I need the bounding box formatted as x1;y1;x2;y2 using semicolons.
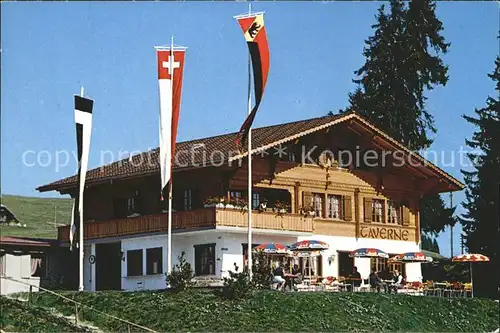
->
167;36;174;276
78;86;84;291
246;2;253;278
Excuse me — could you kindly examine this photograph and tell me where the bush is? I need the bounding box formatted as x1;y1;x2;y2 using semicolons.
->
252;252;273;289
221;268;254;300
166;251;194;291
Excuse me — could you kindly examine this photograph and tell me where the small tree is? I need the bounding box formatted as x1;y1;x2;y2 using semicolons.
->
251;252;273;289
221;268;254;300
166;251;194;291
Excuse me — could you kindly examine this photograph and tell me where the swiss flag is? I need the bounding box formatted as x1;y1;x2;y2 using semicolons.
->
157;49;186;195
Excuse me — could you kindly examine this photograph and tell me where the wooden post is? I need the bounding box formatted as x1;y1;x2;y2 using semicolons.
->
354;188;360;239
75;303;79;325
28;285;33;306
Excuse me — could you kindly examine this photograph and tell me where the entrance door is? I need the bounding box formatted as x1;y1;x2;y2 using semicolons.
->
338;251;354;277
95;242;122;291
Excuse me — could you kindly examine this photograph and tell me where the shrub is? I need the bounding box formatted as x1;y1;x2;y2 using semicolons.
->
252;252;273;289
221;268;254;300
166;251;194;291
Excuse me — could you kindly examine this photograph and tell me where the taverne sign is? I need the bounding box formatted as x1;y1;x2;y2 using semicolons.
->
360;226;410;241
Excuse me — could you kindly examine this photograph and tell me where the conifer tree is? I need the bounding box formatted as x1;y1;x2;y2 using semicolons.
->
460;57;500;297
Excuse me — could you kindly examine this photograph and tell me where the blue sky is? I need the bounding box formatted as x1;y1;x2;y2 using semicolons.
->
1;1;498;255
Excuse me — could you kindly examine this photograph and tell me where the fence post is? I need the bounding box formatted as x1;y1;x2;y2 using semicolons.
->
28;285;33;306
75;303;79;325
128;324;131;333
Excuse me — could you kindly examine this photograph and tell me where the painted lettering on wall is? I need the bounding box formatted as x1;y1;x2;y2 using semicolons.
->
360;226;410;241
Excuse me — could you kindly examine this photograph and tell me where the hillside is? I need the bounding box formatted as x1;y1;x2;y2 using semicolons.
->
0;195;72;239
0;297;90;332
26;290;500;332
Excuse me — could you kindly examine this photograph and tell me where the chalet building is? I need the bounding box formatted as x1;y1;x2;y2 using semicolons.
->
37;112;463;291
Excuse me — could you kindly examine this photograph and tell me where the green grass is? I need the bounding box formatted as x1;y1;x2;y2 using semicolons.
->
0;195;72;239
26;290;500;332
0;297;89;332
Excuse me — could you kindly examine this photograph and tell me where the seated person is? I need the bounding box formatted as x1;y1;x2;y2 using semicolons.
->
291;264;302;284
390;270;404;293
369;271;385;292
349;266;362;287
272;262;286;290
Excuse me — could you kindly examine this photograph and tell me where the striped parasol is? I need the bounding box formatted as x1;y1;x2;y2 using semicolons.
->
452;254;490;262
288;240;329;251
253;243;289;255
452;253;490;298
349;248;389;259
388;252;433;263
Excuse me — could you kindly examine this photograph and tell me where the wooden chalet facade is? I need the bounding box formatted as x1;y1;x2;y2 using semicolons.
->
38;112;463;291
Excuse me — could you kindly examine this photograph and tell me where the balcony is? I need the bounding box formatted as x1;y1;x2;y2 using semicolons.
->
57;207;313;242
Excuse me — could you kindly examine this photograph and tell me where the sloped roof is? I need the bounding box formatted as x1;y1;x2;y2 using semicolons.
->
36;112;464;192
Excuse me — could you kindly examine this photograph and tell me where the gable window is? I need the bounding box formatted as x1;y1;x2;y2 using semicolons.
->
387;201;400;225
372;199;384;223
146;247;163;275
327;195;341;219
183;189;192;211
311;193;323;218
127;249;143;276
194;244;215;276
230;191;242;199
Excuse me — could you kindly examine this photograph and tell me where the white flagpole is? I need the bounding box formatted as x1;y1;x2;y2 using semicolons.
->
246;2;253;278
167;36;174;275
78;86;84;291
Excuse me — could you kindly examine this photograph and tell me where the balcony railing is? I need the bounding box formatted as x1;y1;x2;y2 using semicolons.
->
57;207;313;242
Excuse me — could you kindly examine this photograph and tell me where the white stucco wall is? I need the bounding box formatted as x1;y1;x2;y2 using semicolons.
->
0;254;40;295
82;228;421;291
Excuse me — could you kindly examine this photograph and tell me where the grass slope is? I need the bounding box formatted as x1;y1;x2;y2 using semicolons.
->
0;195;72;239
28;290;500;332
0;297;89;332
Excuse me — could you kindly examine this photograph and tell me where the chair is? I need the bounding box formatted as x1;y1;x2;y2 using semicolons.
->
442;282;453;297
464;283;472;298
452;282;464;298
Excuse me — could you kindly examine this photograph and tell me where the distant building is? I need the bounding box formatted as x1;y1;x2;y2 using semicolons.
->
0;204;19;225
0;236;70;294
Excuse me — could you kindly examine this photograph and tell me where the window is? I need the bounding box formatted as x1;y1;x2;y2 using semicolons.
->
31;254;47;278
252;193;260;209
372;199;384;223
194;244;215;276
301;255;323;277
387;201;400;224
183;189;192;211
230;191;242;199
127;249;143;276
114;191;141;218
327;195;341;219
371;258;386;273
311;193;323;218
146;247;163;275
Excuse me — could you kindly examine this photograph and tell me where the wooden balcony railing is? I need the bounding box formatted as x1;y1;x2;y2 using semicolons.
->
57;207;314;242
58;208;217;242
216;209;313;233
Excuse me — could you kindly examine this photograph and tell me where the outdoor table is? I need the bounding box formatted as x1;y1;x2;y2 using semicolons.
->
284;274;298;290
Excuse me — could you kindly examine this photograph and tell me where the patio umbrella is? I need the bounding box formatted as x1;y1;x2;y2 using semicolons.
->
388;252;433;263
289;240;329;281
452;253;490;298
253;243;289;255
421;250;447;262
349;248;389;259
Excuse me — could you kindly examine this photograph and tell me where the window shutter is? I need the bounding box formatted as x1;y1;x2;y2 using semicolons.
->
363;198;372;223
343;196;353;221
302;191;312;208
402;204;410;226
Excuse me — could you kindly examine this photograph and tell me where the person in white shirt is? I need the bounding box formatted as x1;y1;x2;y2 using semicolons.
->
390;270;404;293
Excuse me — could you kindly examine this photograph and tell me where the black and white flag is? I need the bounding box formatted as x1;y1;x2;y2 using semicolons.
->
70;95;93;250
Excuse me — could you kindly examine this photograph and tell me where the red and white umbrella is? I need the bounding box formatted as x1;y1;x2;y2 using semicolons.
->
452;253;490;297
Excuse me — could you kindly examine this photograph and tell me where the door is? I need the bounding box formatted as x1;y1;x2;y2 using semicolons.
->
95;242;122;291
338;251;354;277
